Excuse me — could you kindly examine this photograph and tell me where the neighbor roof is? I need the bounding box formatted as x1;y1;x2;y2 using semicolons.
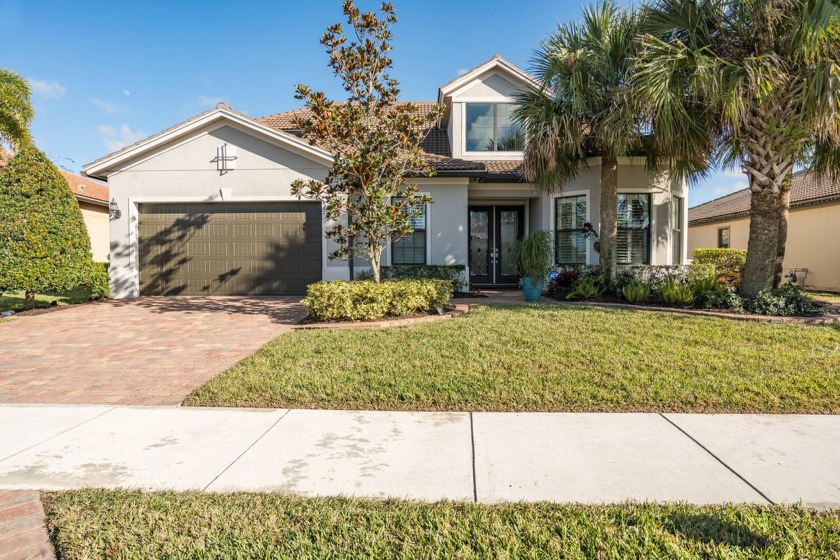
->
0;148;109;205
688;171;840;225
59;170;109;205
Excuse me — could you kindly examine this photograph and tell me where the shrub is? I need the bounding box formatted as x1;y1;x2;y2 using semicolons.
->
358;265;467;292
303;279;452;321
691;248;747;287
695;289;744;312
0;147;100;308
689;274;723;294
745;284;821;316
84;262;110;300
512;230;554;280
660;280;695;306
614;265;714;295
566;277;602;300
621;281;650;304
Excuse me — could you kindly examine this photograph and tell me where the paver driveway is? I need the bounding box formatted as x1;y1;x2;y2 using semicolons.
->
0;297;303;405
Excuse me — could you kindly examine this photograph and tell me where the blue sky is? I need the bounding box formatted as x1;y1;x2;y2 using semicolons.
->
4;0;742;206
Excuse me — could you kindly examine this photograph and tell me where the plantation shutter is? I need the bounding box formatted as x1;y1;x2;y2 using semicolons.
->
555;196;587;264
617;194;651;265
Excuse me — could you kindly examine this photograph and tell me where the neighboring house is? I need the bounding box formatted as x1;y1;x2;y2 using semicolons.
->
688;172;840;291
83;55;688;298
0;148;110;262
59;171;111;262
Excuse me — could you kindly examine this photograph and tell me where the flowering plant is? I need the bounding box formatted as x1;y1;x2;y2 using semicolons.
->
581;222;599;240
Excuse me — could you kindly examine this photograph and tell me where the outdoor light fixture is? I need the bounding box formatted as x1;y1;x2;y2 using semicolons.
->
108;198;121;221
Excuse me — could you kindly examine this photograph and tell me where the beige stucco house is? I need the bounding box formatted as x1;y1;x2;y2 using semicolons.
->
83;56;688;298
688;172;840;292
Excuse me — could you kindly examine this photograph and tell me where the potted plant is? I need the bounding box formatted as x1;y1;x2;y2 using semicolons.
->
512;230;554;302
582;222;600;253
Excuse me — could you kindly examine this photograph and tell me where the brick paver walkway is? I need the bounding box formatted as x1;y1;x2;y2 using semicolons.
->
0;491;54;560
0;297;303;406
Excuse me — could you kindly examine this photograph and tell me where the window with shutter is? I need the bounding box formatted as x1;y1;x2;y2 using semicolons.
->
392;199;427;265
617;193;651;265
672;196;683;264
555;195;587;264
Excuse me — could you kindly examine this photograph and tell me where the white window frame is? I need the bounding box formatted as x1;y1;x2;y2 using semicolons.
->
461;102;525;157
551;189;591;266
386;193;432;266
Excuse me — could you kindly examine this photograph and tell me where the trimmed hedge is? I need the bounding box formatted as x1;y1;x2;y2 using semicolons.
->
303;279;453;321
691;248;747;287
357;265;467;292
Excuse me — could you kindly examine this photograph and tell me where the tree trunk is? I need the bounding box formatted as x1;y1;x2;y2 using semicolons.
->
24;291;35;310
773;187;791;289
368;245;382;283
739;185;781;298
598;154;619;282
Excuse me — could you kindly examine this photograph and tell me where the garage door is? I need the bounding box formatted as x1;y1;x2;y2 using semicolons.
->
138;202;322;296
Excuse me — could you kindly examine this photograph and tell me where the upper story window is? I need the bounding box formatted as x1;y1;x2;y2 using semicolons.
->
465;103;524;152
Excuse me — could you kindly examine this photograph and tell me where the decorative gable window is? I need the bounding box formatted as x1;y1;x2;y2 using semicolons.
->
617;193;651;265
391;199;427;265
465;103;524;152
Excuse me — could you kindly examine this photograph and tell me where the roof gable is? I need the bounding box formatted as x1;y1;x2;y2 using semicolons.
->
437;55;539;103
83;104;333;179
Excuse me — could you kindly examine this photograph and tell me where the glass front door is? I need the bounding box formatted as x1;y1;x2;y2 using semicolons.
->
468;206;524;285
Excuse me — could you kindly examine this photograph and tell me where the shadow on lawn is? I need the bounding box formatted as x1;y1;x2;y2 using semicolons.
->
666;513;769;549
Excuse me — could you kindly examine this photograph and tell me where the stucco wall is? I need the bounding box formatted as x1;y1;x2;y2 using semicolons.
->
105;123;336;298
688;201;840;291
526;160;688;265
78;201;110;262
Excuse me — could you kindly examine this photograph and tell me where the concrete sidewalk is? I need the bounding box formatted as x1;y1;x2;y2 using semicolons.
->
1;405;838;508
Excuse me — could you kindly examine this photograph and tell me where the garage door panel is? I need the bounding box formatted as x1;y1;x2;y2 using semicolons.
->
139;202;322;296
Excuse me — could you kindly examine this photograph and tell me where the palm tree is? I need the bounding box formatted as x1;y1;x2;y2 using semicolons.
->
634;0;840;297
0;68;34;149
515;0;652;282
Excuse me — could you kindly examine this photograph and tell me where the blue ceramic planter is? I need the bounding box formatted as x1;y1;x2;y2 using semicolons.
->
521;278;544;302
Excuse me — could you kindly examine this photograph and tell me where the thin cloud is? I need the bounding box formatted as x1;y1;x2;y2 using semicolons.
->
192;95;227;110
29;79;66;99
123;89;131;96
90;98;119;114
97;124;148;152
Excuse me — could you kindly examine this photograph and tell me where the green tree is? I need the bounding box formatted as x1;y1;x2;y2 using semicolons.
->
0;147;102;308
0;68;34;148
515;1;655;282
635;0;840;297
290;1;444;282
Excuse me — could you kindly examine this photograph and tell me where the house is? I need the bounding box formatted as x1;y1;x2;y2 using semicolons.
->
688;172;840;292
0;148;110;263
83;55;688;298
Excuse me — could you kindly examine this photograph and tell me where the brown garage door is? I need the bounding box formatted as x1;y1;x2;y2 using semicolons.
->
138;202;322;295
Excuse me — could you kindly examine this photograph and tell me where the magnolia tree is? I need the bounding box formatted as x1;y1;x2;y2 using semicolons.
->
290;1;444;282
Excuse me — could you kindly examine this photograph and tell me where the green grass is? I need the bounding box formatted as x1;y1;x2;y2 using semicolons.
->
42;490;840;559
809;290;840;304
0;287;90;312
185;303;840;413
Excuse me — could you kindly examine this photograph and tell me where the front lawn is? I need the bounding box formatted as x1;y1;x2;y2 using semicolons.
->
810;290;840;305
43;490;840;559
0;287;90;313
186;303;840;413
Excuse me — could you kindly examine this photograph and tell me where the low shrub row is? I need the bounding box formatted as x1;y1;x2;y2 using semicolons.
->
357;265;468;292
691;248;747;287
549;263;820;316
303;279;453;321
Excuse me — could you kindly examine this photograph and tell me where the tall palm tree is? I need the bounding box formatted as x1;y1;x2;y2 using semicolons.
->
0;68;34;149
634;0;840;297
515;0;653;282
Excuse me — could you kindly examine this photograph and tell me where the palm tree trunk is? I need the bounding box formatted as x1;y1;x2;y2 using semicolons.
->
740;183;781;298
773;187;791;289
598;154;619;282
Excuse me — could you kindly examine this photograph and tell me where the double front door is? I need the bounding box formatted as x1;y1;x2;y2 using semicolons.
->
468;206;524;285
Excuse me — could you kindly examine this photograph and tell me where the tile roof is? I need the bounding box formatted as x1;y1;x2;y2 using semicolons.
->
257;103;525;179
59;170;109;204
0;148;109;204
689;171;840;225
